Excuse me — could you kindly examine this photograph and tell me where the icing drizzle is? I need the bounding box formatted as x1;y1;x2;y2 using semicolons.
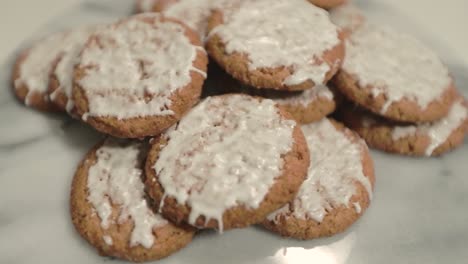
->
77;14;205;120
87;139;168;248
342;24;452;113
209;0;340;86
391;99;467;156
15;31;68;105
153;95;296;231
267;119;373;223
50;26;98;113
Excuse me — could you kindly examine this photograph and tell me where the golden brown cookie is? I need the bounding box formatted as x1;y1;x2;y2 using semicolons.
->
333;24;457;123
206;0;344;91
308;0;348;9
73;14;208;138
145;94;310;232
70;138;195;262
263;119;375;240
339;97;468;157
12;31;69;112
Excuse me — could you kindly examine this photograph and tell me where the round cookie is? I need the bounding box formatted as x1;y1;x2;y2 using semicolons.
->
307;0;347;9
48;26;98;114
236;85;338;124
206;0;344;91
73;14;208;138
139;0;234;41
329;2;365;38
12;31;69;111
263;118;375;240
333;24;457;123
145;94;310;232
339;97;468;157
70;139;195;262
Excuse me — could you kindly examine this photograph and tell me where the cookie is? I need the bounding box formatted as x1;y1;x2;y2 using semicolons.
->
333;24;457;123
48;26;98;114
145;94;310;232
139;0;234;41
263;118;375;240
236;85;338;124
307;0;347;9
70;139;195;262
73;14;208;138
329;2;365;38
339;97;468;156
206;0;344;91
12;31;69;111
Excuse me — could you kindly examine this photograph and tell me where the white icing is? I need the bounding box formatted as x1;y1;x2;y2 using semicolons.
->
78;14;205;119
390;100;467;156
14;31;68;104
153;95;296;231
353;202;362;214
50;26;98;113
329;3;365;33
209;0;340;86
343;24;452;113
273;85;334;107
138;0;157;12
267;119;373;223
87;139;168;248
103;235;113;245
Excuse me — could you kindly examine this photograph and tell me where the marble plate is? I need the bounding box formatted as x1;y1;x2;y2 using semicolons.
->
0;1;467;263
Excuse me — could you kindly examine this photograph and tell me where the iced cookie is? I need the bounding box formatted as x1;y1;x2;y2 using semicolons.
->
138;0;233;40
207;0;344;91
73;14;208;138
145;94;310;232
329;3;365;38
333;24;457;123
340;97;468;156
263;118;375;240
236;85;337;124
12;31;69;111
70;139;195;262
48;26;98;114
307;0;347;9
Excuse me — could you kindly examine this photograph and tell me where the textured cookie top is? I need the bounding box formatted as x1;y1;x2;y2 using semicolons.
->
268;118;373;223
14;31;68;104
329;3;365;33
87;139;168;248
272;85;334;107
153;94;296;231
343;24;452;113
390;99;467;156
77;14;205;120
50;26;98;112
209;0;340;86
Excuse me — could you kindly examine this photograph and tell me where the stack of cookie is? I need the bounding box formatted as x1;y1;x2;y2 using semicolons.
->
10;0;465;262
329;11;468;157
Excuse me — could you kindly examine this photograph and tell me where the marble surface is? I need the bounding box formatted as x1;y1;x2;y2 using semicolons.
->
0;0;467;263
